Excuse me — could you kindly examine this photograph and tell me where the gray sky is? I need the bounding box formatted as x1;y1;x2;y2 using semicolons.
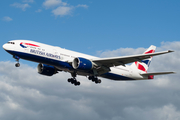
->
0;41;179;120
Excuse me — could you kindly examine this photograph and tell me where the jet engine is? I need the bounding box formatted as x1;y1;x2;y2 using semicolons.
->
72;57;93;70
37;63;57;76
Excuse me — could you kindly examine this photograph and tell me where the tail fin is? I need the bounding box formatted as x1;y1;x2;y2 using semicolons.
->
131;45;156;73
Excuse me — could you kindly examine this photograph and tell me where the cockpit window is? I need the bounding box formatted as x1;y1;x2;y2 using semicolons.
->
7;42;15;44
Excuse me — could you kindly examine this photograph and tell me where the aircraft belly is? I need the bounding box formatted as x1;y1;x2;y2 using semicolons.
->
99;67;135;80
100;72;135;80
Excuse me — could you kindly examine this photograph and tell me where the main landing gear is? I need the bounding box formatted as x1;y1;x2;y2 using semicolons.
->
67;76;101;86
67;78;80;86
67;72;81;86
13;55;20;67
88;76;101;84
67;72;102;86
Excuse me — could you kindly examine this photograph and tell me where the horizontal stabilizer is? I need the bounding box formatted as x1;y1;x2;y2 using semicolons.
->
141;72;175;76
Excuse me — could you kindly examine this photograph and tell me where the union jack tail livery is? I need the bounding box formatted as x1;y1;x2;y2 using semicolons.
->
131;45;156;74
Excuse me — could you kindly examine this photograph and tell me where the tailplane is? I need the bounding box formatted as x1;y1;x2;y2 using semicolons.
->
141;72;175;79
130;45;175;79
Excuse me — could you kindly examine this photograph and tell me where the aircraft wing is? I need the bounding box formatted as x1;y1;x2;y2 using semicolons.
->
92;50;174;67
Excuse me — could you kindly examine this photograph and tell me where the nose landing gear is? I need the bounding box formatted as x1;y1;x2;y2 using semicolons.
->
13;55;20;67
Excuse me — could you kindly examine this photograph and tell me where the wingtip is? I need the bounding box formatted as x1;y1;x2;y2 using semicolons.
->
168;50;174;52
166;72;176;74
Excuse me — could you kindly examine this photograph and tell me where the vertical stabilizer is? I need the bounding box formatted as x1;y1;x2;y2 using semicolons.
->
131;45;156;73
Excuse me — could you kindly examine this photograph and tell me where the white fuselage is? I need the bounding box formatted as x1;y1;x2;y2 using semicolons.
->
3;40;145;80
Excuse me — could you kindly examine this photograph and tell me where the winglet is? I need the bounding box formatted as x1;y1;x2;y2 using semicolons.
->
168;50;174;53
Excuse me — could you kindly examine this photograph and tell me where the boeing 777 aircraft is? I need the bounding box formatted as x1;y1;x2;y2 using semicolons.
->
3;40;174;86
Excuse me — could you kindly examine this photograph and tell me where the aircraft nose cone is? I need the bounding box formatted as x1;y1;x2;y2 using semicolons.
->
2;44;7;50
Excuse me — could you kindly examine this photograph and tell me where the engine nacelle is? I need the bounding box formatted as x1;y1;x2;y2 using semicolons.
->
37;63;56;76
72;57;93;70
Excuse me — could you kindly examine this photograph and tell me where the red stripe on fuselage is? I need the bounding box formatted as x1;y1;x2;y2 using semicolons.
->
20;42;40;47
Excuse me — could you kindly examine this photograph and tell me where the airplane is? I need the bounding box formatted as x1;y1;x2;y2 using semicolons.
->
3;40;174;86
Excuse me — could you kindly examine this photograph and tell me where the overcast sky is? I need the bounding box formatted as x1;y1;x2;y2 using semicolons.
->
0;0;180;120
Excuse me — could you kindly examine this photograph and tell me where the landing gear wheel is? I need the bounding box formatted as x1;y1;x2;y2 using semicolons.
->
95;79;101;84
88;76;93;80
71;79;75;84
74;80;80;86
75;81;80;86
67;78;71;82
15;63;20;67
93;78;98;83
98;79;101;83
92;78;95;82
